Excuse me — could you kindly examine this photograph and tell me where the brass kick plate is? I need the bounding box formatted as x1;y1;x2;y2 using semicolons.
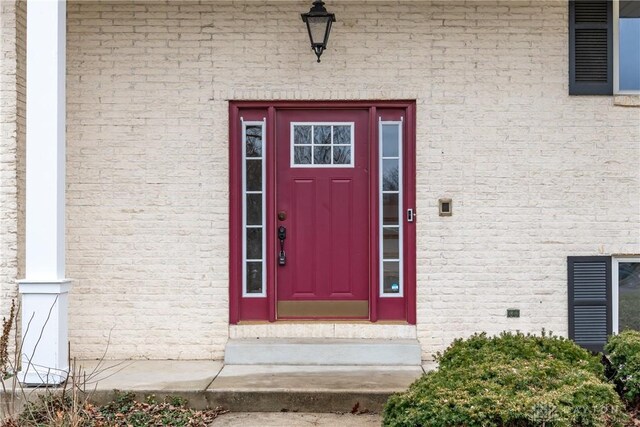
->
277;300;369;318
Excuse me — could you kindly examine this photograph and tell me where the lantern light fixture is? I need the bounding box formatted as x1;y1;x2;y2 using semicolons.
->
301;0;336;63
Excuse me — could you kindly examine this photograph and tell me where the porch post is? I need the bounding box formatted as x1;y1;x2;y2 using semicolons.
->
18;0;70;385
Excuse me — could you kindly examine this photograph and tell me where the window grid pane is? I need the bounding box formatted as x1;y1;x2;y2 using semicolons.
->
245;125;263;157
243;122;266;297
383;261;401;294
380;122;403;296
245;261;263;294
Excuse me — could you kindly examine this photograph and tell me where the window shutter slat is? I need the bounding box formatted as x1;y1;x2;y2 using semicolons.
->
569;1;613;95
568;256;612;352
575;1;608;23
574;306;608;344
575;29;609;82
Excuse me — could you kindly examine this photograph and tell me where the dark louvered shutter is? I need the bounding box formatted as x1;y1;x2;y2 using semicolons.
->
568;256;612;352
569;1;613;95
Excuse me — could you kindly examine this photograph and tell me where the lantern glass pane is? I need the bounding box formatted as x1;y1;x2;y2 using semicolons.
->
323;20;333;45
307;16;329;45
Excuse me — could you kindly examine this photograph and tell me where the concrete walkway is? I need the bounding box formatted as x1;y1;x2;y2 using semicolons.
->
75;360;427;413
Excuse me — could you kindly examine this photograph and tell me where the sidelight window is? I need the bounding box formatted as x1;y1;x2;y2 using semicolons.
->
242;120;266;297
379;121;403;297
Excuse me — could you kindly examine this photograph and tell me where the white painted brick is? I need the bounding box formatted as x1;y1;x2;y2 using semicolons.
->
2;1;638;361
0;0;25;353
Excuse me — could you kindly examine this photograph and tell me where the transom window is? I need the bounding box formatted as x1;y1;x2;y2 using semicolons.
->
291;122;354;167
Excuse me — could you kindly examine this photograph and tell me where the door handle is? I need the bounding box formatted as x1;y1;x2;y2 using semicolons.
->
278;226;286;266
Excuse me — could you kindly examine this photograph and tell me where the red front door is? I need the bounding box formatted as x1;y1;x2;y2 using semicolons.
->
229;101;416;324
275;109;370;318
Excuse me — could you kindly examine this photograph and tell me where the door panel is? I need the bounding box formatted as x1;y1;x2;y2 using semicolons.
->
290;178;316;296
329;178;353;296
276;109;369;318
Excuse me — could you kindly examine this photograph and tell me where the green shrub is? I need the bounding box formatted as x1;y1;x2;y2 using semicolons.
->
605;330;640;405
383;332;627;427
437;331;603;376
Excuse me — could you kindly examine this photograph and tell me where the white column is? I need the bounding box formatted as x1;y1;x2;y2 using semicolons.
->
18;0;70;386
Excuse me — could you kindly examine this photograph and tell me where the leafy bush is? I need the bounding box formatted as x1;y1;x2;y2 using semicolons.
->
605;330;640;405
18;394;91;426
383;332;627;427
95;391;224;427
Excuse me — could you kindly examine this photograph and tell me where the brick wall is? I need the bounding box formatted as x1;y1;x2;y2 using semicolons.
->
0;0;25;332
64;1;640;360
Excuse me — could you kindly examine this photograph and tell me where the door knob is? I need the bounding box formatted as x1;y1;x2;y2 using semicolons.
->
278;211;287;221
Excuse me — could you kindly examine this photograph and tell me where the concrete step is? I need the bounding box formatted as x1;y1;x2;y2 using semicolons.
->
207;364;424;413
20;360;428;414
224;338;422;366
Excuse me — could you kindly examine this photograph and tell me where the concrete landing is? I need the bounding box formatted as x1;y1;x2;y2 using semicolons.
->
80;360;223;391
68;360;424;413
224;338;422;366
